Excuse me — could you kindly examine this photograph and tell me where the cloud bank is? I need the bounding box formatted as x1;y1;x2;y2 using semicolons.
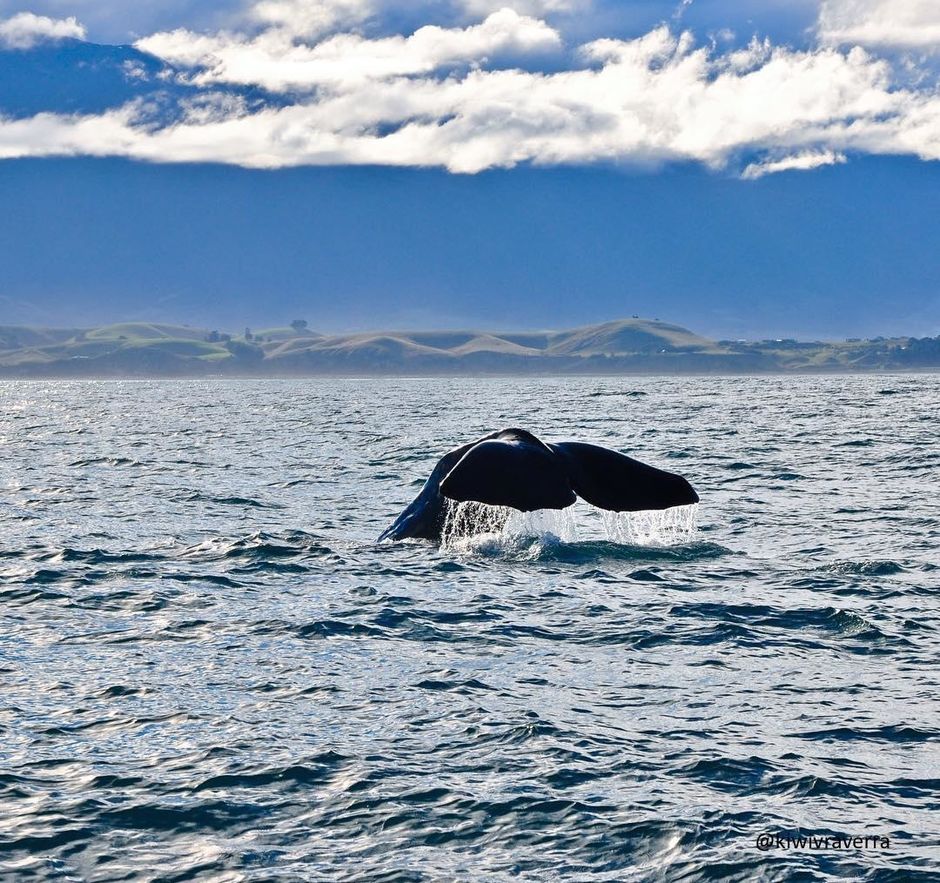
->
136;9;561;90
0;2;939;175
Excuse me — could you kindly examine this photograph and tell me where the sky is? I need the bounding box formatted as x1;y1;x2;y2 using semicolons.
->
0;0;938;338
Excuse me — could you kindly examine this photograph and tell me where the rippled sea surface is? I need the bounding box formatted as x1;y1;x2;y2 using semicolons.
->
1;376;938;882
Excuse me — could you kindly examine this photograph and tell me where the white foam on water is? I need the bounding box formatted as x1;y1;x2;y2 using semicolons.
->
440;499;699;552
440;500;574;555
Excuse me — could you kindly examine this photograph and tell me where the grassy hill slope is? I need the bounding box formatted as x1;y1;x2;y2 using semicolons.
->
546;319;720;355
0;319;936;376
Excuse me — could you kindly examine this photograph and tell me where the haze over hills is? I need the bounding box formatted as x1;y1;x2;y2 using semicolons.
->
1;318;938;377
4;158;940;341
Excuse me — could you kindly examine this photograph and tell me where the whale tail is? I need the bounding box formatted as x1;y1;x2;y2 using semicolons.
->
550;442;699;512
439;431;576;511
439;430;697;513
379;429;698;542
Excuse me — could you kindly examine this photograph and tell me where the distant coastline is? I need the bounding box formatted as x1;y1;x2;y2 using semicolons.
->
1;319;939;377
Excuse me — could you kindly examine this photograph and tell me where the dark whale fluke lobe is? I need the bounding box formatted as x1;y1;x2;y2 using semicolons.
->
552;442;698;513
379;428;698;543
440;433;576;512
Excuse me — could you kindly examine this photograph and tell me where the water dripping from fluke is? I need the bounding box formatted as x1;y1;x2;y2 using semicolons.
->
439;499;699;553
601;504;699;546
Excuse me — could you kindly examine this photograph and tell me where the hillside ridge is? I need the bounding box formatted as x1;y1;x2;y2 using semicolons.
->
0;318;937;376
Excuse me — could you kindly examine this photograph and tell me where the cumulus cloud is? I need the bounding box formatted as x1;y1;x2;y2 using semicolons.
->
137;9;561;91
819;0;940;49
0;11;85;48
1;3;940;177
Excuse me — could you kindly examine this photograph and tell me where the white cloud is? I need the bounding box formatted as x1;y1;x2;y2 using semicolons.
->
819;0;940;49
249;0;372;38
742;149;847;179
0;11;86;48
460;0;587;16
2;6;940;177
137;9;561;91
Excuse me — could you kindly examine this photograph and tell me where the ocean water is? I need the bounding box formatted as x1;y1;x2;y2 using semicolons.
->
0;376;937;882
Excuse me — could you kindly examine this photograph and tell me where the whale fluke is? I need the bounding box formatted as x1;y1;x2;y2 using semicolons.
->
552;442;698;512
379;428;698;543
440;429;576;511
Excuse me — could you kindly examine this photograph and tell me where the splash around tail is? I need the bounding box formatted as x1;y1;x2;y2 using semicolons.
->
379;428;699;545
438;498;699;554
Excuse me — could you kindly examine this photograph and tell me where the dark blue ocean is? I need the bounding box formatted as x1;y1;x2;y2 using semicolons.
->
1;376;938;881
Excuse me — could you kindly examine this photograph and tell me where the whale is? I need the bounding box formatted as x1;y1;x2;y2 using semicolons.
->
379;428;698;542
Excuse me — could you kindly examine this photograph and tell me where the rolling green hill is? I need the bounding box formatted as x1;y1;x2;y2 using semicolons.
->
83;323;210;341
545;319;721;356
0;319;936;376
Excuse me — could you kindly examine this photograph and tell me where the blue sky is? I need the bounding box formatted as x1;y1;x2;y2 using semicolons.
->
0;0;938;337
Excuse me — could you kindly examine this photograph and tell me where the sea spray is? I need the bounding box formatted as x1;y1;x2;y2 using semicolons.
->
505;507;579;543
440;499;698;550
440;500;513;549
600;503;699;546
